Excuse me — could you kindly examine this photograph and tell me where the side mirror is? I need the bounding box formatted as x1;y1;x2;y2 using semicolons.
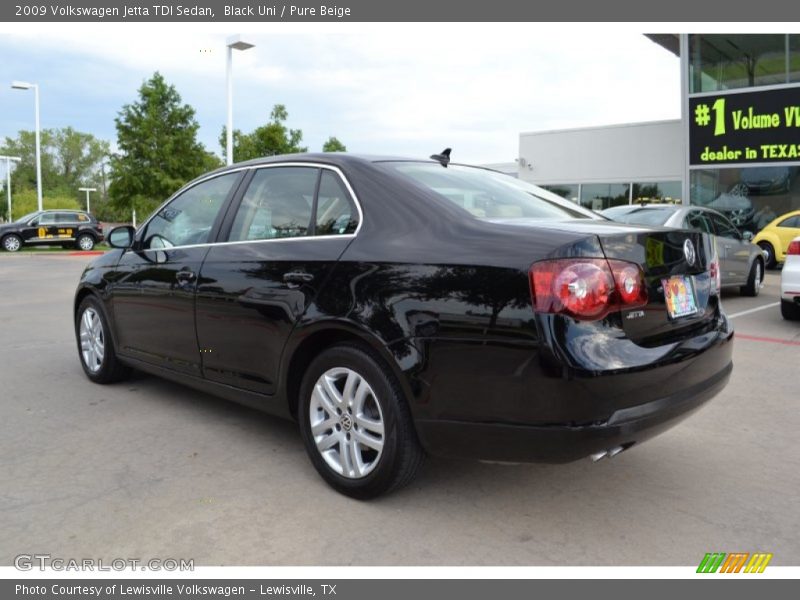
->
108;225;136;249
742;231;754;242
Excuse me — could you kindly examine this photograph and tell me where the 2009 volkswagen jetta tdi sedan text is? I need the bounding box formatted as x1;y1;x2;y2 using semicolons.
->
74;153;734;498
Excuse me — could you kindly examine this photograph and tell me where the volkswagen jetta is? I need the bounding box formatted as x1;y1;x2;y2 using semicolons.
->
73;153;734;498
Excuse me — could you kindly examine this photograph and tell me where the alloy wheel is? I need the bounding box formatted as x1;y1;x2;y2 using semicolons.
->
308;367;385;479
79;307;105;373
3;236;21;252
78;236;94;251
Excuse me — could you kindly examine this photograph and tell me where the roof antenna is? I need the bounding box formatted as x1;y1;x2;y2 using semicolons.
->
430;147;451;167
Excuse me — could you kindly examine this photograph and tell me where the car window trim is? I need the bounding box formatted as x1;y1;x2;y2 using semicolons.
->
136;162;364;253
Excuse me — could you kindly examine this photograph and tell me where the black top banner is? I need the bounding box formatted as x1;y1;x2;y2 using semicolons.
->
0;0;791;22
689;86;800;167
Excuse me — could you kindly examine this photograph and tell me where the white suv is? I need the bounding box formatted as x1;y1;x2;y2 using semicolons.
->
780;236;800;320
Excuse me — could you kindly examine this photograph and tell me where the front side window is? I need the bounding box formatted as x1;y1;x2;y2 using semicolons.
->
229;167;318;242
315;171;358;235
39;213;56;225
144;173;238;249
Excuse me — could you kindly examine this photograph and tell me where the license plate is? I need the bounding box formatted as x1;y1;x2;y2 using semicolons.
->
662;275;698;319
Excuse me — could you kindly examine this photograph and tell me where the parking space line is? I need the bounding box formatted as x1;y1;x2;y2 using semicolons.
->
728;302;780;319
736;333;800;347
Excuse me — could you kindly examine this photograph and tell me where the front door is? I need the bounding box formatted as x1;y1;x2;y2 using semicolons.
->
110;172;243;376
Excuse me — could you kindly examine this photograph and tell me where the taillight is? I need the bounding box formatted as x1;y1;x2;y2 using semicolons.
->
529;258;647;321
788;240;800;255
709;259;721;293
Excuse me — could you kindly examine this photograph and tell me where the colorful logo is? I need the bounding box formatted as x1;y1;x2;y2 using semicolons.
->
697;552;773;573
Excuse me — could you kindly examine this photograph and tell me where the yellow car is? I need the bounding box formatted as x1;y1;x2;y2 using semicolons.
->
753;209;800;268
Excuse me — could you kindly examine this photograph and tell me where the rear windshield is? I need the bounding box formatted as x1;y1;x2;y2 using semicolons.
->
608;207;675;226
386;162;599;220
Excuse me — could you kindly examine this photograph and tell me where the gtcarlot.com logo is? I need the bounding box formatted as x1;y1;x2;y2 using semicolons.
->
14;554;194;571
697;552;773;573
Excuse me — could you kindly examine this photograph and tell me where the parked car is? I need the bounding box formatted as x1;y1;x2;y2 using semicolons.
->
780;237;800;320
600;204;764;296
0;209;104;252
753;209;800;268
73;153;733;498
740;166;794;195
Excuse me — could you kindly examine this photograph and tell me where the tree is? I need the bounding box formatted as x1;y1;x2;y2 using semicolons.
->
0;127;109;194
10;189;80;220
220;104;307;162
109;72;212;217
322;136;347;153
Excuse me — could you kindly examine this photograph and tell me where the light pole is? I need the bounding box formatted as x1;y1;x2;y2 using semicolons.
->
78;187;97;213
11;81;42;212
0;155;21;222
225;35;255;166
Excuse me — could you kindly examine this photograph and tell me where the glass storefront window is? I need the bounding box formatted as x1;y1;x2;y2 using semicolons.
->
632;181;682;205
690;167;800;234
579;183;629;211
541;184;579;203
689;34;793;93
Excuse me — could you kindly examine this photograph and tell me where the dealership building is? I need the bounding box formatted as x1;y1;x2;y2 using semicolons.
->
517;34;800;235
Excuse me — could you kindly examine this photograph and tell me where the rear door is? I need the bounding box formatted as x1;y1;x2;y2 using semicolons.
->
110;172;243;375
55;212;79;243
195;164;359;395
708;211;749;283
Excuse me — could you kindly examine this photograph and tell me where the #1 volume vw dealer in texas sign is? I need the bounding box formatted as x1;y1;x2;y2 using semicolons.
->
689;85;800;166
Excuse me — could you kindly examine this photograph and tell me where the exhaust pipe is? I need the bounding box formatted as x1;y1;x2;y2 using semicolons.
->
589;445;626;462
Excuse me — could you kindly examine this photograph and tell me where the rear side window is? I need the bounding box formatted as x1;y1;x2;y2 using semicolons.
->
709;213;741;239
56;212;77;224
229;167;318;242
778;215;800;228
315;171;358;235
685;211;714;234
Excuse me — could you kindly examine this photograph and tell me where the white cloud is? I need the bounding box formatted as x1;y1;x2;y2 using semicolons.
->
0;23;681;163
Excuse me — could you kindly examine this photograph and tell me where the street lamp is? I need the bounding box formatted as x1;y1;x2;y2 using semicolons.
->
0;155;21;222
225;35;255;166
11;81;43;212
78;187;97;213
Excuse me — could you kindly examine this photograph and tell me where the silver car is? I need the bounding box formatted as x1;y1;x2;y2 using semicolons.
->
601;204;765;296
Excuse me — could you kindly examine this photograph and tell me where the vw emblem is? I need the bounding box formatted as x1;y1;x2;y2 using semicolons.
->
340;414;353;432
683;239;696;267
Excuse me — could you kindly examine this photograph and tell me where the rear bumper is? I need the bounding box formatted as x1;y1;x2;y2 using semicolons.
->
415;360;731;463
780;260;800;300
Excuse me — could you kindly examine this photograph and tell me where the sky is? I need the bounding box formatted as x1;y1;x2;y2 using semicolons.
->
0;23;681;168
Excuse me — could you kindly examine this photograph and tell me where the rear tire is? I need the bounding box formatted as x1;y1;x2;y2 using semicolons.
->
75;296;131;383
758;242;777;269
740;259;763;297
2;234;22;252
75;234;95;251
298;344;424;499
781;299;800;321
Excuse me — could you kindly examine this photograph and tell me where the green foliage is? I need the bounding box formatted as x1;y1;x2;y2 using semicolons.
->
109;72;213;218
322;136;347;153
220;104;308;163
11;188;80;220
0;127;110;194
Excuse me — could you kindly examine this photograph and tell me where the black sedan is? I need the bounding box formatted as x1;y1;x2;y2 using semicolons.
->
1;209;104;251
73;153;733;498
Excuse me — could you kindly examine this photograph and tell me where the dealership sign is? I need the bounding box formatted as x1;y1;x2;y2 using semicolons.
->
689;85;800;166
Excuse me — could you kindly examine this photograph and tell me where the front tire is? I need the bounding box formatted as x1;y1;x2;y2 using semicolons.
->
781;299;800;321
758;242;777;269
75;234;96;251
75;296;130;383
740;259;763;297
298;344;424;499
2;234;22;252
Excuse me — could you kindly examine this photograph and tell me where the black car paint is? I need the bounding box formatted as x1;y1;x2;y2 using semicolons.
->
74;154;733;463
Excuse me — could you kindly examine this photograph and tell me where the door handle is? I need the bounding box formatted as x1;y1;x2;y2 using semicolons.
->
175;270;197;285
283;271;314;285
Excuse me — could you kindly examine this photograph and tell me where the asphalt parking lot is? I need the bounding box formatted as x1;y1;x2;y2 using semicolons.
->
1;254;798;566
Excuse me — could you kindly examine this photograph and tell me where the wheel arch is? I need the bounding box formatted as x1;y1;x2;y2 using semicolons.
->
280;321;422;421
